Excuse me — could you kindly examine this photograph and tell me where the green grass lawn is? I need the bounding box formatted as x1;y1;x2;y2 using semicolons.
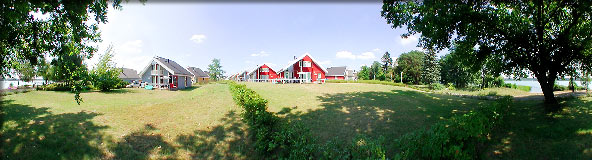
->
485;96;592;159
3;82;591;159
1;83;252;159
243;82;491;155
435;87;535;97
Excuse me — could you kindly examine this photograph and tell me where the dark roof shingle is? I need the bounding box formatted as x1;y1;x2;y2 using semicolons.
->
119;68;141;79
154;57;192;76
326;66;347;76
187;67;209;78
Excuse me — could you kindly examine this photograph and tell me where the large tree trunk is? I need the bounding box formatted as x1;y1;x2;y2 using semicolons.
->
537;75;560;112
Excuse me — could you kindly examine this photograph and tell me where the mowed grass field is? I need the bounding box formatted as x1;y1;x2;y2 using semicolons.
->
1;84;252;159
243;82;491;152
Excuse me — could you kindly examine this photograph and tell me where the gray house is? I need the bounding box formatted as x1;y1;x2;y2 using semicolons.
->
118;68;141;83
138;56;193;90
326;66;347;80
186;67;210;84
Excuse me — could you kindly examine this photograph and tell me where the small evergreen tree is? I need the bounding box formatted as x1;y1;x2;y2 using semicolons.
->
208;59;225;81
422;49;440;84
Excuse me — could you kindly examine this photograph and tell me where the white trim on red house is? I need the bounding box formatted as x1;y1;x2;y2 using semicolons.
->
277;52;328;74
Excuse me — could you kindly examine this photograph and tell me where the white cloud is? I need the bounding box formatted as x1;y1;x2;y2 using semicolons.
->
251;51;270;57
357;52;376;60
372;48;381;52
336;51;356;59
335;51;376;60
190;34;207;44
400;34;418;45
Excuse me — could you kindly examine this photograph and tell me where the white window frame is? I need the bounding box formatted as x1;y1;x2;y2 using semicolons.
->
303;61;312;67
260;75;269;79
262;68;269;72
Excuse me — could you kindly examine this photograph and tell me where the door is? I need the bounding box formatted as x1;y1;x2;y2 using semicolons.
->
303;72;311;83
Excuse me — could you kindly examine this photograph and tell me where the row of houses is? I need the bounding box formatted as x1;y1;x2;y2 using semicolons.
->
229;53;357;83
118;56;210;90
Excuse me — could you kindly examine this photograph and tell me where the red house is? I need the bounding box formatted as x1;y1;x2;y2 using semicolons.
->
326;66;347;80
277;53;328;83
247;64;278;81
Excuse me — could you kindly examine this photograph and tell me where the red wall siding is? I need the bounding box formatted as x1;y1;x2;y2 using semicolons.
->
256;64;278;79
290;55;326;82
326;76;345;80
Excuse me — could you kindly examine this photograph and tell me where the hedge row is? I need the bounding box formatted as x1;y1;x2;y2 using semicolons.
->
395;96;513;159
228;82;316;159
326;80;407;87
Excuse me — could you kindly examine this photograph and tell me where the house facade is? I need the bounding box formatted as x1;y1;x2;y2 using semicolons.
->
346;69;357;81
186;67;210;84
119;68;141;83
326;66;347;80
138;56;193;90
277;53;327;83
248;64;278;81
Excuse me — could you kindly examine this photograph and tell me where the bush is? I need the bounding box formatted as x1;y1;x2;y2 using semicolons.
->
428;83;445;90
228;82;316;158
502;83;531;92
114;79;129;89
395;96;512;159
327;79;407;87
39;83;71;91
554;83;568;91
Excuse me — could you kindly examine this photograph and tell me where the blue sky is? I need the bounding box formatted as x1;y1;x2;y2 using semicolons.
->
90;2;446;75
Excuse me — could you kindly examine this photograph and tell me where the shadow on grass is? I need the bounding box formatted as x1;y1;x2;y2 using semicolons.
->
100;88;137;94
0;100;110;159
178;86;201;92
175;111;254;159
110;124;176;159
486;97;592;159
276;90;486;156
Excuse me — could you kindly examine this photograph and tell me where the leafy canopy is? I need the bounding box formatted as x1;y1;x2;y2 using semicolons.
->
207;58;225;81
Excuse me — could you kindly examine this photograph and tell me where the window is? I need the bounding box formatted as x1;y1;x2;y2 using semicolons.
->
262;68;269;72
261;75;269;79
303;61;312;67
318;73;322;79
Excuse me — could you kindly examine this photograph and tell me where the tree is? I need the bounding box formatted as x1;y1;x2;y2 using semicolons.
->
90;46;121;91
36;60;51;84
370;61;383;80
0;0;139;104
358;66;370;80
382;1;592;111
15;61;36;82
422;49;440;84
395;50;424;84
381;52;394;81
208;59;225;81
440;53;479;88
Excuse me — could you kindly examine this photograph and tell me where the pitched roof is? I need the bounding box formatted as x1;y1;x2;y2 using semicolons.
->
153;57;193;76
277;53;328;73
247;64;276;75
187;67;209;78
119;68;141;79
326;66;347;76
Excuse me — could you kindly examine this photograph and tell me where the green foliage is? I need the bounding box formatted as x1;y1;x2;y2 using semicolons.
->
89;46;122;92
382;0;592;108
228;82;316;158
422;49;440;84
554;83;569;91
358;66;371;80
207;59;225;81
502;83;532;92
370;61;384;80
0;0;135;104
395;50;424;84
381;51;393;80
39;83;71;91
439;52;480;88
395;97;513;159
326;79;407;87
428;83;445;90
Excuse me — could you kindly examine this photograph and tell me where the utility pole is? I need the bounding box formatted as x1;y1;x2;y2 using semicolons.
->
400;72;403;83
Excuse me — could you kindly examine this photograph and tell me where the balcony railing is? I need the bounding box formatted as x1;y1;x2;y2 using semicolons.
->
151;70;164;75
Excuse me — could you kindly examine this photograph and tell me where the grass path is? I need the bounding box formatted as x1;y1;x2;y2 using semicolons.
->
1;84;252;159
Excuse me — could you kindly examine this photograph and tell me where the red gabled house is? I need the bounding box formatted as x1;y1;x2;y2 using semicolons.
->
247;64;278;81
277;53;327;83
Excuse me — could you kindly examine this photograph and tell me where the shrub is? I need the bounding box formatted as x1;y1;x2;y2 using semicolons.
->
446;83;456;90
428;83;445;90
502;83;531;92
554;83;568;91
40;83;71;91
228;82;316;158
395;96;512;159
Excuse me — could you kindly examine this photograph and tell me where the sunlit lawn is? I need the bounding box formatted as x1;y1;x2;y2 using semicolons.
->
1;83;251;159
243;82;490;155
435;87;535;97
